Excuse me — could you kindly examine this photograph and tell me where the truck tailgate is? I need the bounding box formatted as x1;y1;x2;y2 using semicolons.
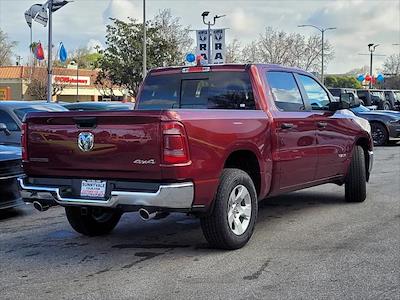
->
24;111;163;180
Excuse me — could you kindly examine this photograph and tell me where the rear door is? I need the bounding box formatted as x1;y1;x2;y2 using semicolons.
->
296;74;351;179
265;71;317;190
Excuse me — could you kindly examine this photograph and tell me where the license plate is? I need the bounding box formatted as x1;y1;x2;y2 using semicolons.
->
80;180;106;198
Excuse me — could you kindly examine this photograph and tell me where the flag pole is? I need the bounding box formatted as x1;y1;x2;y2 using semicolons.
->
47;0;53;102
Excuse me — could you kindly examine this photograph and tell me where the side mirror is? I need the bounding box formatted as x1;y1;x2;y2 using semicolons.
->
0;123;11;136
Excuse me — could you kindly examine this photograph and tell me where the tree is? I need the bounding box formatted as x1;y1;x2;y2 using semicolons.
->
0;29;17;66
96;10;193;96
325;75;363;89
240;27;334;73
383;54;400;75
53;46;103;69
26;67;69;100
225;39;242;63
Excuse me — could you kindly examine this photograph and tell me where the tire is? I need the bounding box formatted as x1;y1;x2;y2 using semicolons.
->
345;146;367;203
371;122;388;146
380;101;391;110
65;207;122;236
200;168;258;250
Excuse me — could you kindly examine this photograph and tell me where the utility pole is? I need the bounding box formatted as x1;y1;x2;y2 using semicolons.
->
142;0;147;79
298;24;336;85
47;0;53;102
201;12;226;64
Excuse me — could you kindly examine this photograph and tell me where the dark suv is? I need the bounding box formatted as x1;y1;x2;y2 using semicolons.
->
383;90;400;110
357;89;390;109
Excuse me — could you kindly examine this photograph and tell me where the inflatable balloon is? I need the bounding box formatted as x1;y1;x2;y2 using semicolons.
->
376;74;384;82
365;75;372;81
356;74;365;82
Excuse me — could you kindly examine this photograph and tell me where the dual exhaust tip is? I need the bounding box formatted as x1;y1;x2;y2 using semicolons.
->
138;208;169;221
33;201;50;212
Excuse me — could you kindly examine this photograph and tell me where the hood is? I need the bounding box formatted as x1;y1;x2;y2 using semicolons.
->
0;145;22;161
356;110;400;120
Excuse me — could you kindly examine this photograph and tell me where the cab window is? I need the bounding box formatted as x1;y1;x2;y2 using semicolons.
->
266;71;305;111
298;75;330;110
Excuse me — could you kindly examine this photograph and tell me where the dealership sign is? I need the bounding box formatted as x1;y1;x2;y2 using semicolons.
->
196;28;226;64
53;75;90;86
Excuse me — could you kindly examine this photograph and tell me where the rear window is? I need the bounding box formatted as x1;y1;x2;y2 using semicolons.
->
137;71;256;110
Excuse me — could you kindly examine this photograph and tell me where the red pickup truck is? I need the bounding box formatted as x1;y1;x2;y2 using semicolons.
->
19;64;373;249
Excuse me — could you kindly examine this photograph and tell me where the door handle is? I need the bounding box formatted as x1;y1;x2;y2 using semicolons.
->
281;123;294;129
317;121;328;128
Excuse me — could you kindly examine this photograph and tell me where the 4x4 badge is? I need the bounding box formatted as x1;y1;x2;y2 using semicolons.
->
78;132;94;152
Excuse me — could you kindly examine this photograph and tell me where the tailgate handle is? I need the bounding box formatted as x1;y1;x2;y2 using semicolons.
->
74;117;97;128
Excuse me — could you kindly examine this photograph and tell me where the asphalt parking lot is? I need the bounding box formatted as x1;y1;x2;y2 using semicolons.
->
1;144;399;300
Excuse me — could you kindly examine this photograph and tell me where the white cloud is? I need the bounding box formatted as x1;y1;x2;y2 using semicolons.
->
103;0;142;23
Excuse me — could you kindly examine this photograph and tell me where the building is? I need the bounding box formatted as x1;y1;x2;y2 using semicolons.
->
0;66;127;102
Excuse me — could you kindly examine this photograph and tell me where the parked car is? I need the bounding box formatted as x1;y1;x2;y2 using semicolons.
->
356;89;390;108
350;105;400;146
19;64;373;249
62;101;135;111
0;101;67;145
0;145;23;209
383;90;400;110
328;88;359;102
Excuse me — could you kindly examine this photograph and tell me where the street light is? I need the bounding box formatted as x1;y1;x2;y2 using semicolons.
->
202;11;225;64
298;24;336;84
368;43;379;89
143;0;147;79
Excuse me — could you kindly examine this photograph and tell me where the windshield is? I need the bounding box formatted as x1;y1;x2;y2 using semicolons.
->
137;71;256;110
13;105;67;121
351;105;370;113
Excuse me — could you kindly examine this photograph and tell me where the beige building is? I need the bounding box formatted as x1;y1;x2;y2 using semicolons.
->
0;66;126;102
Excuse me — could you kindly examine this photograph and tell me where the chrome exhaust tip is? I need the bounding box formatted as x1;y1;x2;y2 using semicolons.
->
138;208;157;221
32;201;49;212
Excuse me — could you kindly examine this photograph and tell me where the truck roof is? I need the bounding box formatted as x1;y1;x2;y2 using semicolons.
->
149;63;306;75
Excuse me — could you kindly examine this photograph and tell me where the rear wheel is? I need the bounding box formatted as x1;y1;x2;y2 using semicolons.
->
65;207;122;236
371;122;388;146
200;168;258;250
345;146;367;203
381;101;391;110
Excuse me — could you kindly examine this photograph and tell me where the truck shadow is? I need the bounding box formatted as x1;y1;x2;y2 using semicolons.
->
1;187;351;269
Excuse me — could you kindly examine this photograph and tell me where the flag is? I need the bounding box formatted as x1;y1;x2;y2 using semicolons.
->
35;42;45;60
59;42;67;62
51;0;70;12
24;9;32;28
25;4;48;27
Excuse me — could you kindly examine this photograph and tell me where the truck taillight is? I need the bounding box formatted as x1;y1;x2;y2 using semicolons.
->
162;122;190;165
21;123;28;161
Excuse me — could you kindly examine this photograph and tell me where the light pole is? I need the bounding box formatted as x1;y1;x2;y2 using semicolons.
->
368;43;379;89
201;11;225;64
47;0;53;102
143;0;147;79
298;25;336;84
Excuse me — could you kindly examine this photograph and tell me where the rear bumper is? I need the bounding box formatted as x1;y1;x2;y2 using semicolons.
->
18;177;194;210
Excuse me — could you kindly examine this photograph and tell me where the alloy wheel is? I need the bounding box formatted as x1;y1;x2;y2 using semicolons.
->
227;185;252;235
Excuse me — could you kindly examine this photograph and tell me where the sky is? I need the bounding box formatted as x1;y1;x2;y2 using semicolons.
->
0;0;399;74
